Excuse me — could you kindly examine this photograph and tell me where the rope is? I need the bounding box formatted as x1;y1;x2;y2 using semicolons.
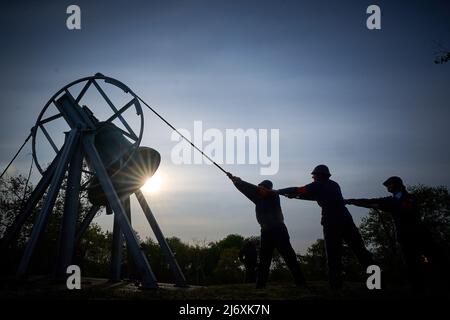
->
0;132;32;180
1;91;229;180
135;94;228;175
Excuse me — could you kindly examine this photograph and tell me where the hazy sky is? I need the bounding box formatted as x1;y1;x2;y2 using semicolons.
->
1;1;449;253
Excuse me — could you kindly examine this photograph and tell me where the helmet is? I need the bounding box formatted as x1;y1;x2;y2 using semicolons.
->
383;176;404;187
311;165;331;177
258;180;273;190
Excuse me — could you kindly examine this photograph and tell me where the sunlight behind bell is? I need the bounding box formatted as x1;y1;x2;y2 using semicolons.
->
141;173;163;193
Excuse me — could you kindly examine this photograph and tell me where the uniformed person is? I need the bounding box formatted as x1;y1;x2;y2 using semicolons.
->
345;176;449;292
278;165;373;289
227;173;306;289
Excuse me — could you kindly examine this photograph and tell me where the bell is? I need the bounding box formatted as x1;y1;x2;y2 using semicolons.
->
87;122;161;205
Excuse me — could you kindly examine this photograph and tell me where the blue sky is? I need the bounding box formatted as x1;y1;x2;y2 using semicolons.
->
1;1;449;253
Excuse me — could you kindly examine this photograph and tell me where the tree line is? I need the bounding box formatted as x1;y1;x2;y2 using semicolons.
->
1;174;449;286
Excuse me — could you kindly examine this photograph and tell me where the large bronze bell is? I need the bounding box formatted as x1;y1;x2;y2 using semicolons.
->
87;122;161;205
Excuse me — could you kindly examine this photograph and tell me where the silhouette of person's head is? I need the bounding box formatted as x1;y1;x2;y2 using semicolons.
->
383;176;405;194
258;180;273;190
311;164;331;181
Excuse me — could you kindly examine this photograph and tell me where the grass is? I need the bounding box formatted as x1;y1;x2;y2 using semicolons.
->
0;277;426;300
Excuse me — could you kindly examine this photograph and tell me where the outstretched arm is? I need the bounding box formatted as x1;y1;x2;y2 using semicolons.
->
277;186;315;200
226;172;259;203
345;197;392;210
226;172;277;203
345;198;379;209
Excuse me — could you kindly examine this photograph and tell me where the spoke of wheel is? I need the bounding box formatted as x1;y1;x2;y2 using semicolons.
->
105;98;137;123
76;79;92;103
64;89;77;103
92;80;138;140
39;113;63;125
117;127;138;141
39;124;59;153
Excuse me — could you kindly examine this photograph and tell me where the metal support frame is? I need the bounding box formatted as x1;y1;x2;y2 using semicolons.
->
110;196;136;282
110;207;123;282
2;77;187;287
82;134;158;288
17;129;80;276
74;205;100;244
123;196;137;281
55;140;84;278
135;190;187;287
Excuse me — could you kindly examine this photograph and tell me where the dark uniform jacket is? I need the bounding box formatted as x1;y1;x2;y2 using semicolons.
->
278;179;352;225
233;179;284;230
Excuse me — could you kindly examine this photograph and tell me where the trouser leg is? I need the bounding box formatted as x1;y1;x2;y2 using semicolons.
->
420;233;450;290
323;224;343;288
400;241;425;292
273;225;306;286
256;229;274;288
245;264;257;283
342;219;374;269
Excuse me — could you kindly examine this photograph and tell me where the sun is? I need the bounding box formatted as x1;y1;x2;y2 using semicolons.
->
141;173;163;193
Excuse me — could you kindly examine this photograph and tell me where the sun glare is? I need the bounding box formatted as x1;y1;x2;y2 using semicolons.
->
141;173;163;193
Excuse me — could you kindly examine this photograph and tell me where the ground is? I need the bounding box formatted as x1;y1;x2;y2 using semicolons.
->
0;277;433;300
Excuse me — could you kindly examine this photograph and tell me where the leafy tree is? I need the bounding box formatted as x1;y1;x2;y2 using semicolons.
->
212;248;243;284
411;185;450;250
299;239;327;280
0;174;35;245
434;51;450;64
0;174;111;277
166;236;192;279
433;41;450;64
213;234;245;251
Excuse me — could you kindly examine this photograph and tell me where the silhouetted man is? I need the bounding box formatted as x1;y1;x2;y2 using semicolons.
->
345;176;449;292
227;173;306;289
278;165;373;289
239;238;258;283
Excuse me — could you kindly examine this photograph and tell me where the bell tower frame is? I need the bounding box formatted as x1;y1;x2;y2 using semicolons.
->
0;75;186;289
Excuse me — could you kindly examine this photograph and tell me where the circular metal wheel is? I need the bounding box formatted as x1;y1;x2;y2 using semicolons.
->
31;73;144;190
